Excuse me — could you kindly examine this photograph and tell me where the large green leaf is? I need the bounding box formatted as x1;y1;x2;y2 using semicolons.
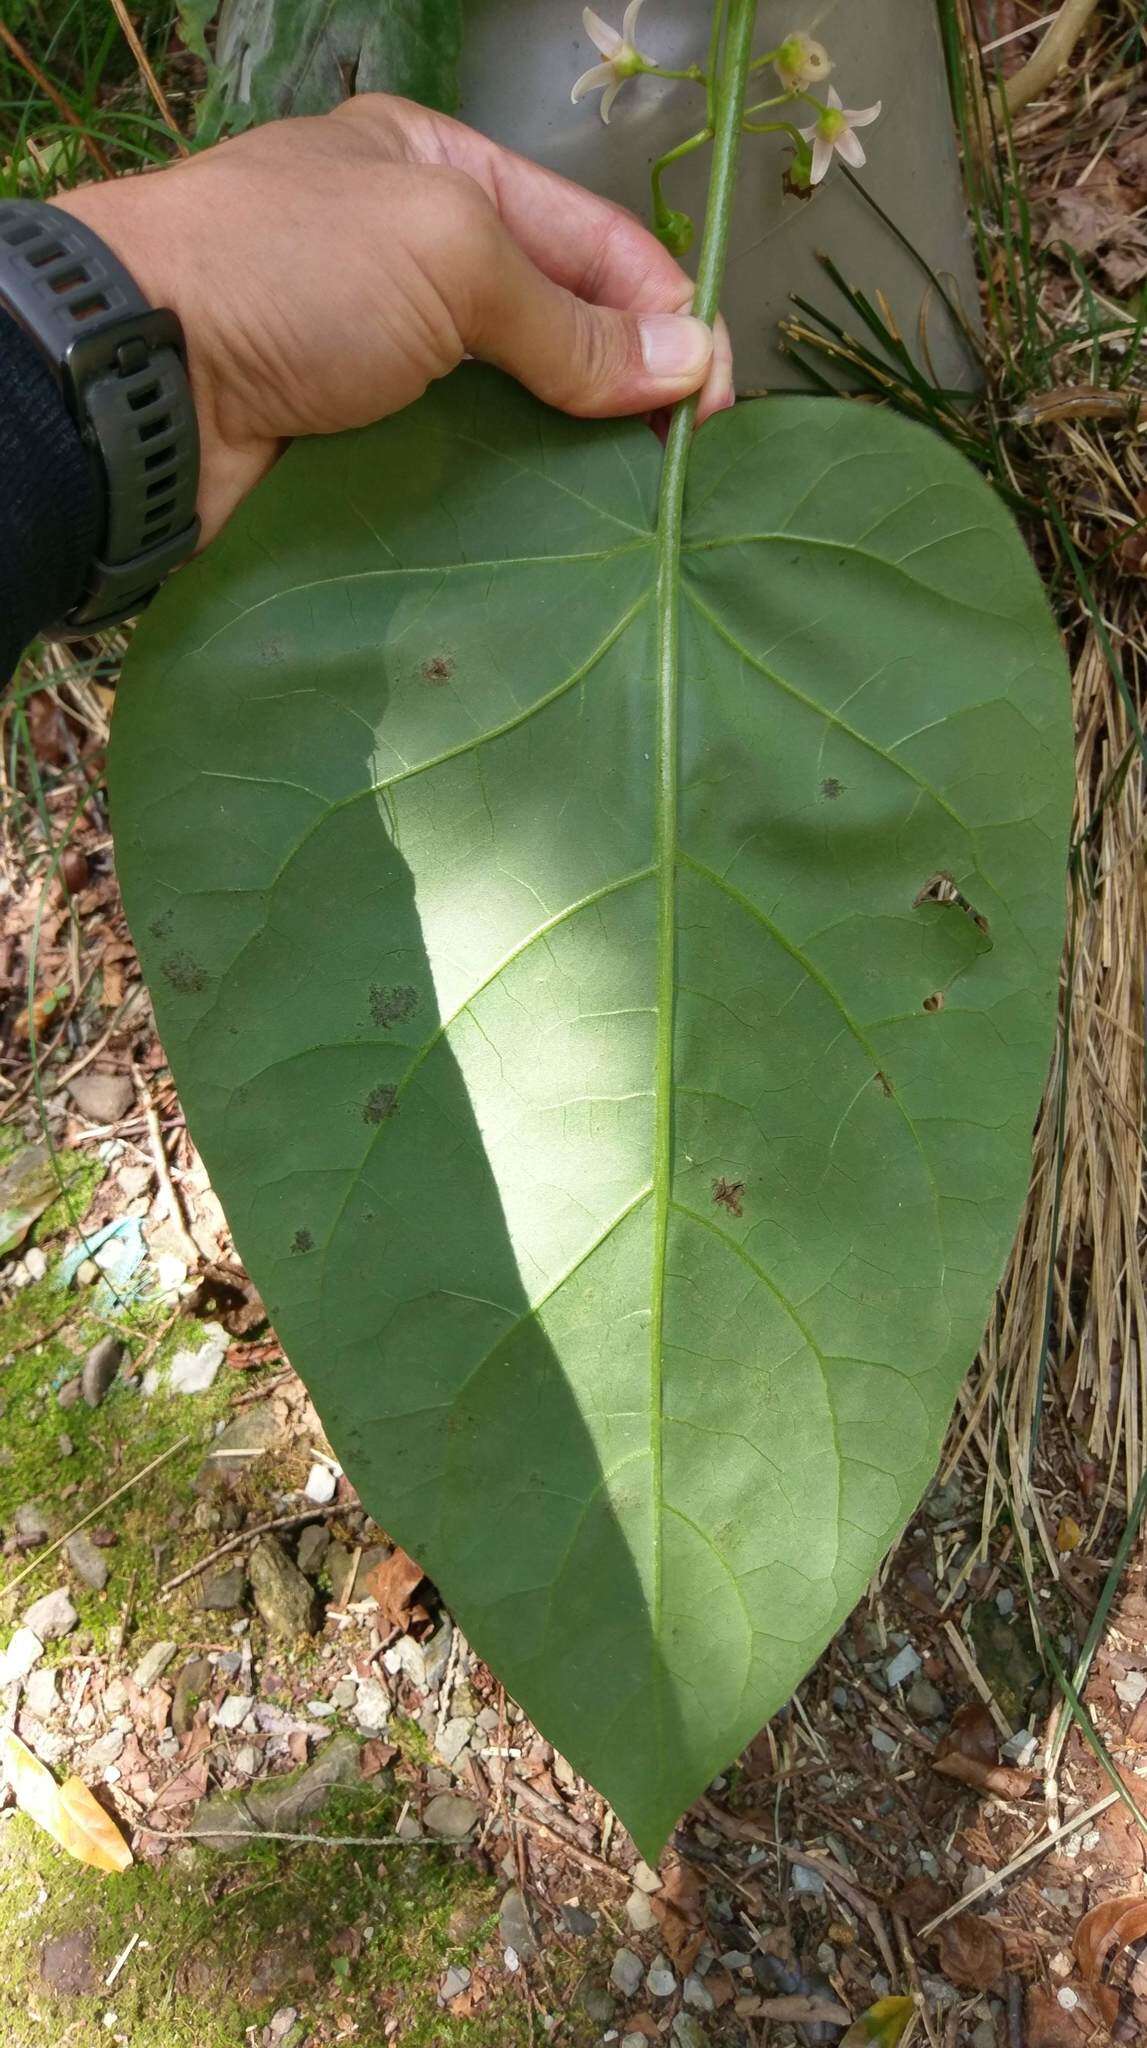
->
207;0;462;132
111;371;1071;1855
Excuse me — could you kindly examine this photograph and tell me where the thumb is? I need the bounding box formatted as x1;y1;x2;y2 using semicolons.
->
464;219;714;418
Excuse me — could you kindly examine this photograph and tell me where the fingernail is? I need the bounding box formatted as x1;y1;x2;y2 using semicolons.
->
639;313;714;382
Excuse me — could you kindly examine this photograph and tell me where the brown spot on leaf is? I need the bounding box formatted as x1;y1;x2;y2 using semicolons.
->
291;1229;313;1255
149;910;173;941
923;991;945;1013
914;870;990;935
370;984;419;1030
161;951;207;995
421;654;455;685
875;1070;893;1097
363;1084;398;1125
712;1177;745;1218
821;777;844;800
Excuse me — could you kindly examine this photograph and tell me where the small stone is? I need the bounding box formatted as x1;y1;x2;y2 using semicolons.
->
970;2022;996;2048
233;1743;259;1778
871;1728;898;1756
792;1862;825;1895
353;1678;391;1732
131;1640;178;1691
1002;1729;1038;1765
500;1887;538;1963
672;2018;710;2048
720;1951;751;1971
632;1859;662;1892
647;1954;676;1999
216;1693;256;1731
167;1325;228;1396
996;1588;1015;1616
610;1948;644;1997
196;1564;248;1612
80;1728;125;1776
1115;1671;1147;1709
623;2036;648;2048
23;1245;47;1280
39;1927;101;1995
329;1679;358;1710
921;1975;960;2010
172;1656;213;1736
66;1530;109;1590
0;1626;44;1684
81;1335;124;1408
424;1792;480;1840
13;1501;51;1548
683;1972;714;2012
437;1715;473;1766
395;1810;423;1842
23;1588;77;1641
67;1072;134;1124
195;1401;287;1489
76;1259;99;1285
908;1678;945;1722
303;1462;337;1504
625;1888;657;1933
249;1536;318;1636
296;1525;330;1577
57;1377;83;1409
440;1965;472;2002
24;1665;58;1717
306;1700;335;1718
58;1433;75;1458
886;1643;921;1687
581;1987;616;2025
1057;1988;1079;2012
559;1904;597;1938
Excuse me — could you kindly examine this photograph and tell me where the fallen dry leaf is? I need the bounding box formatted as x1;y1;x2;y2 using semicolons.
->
936;1701;997;1767
1057;1516;1083;1553
1025;1984;1088;2048
932;1751;1035;1799
1074;1893;1147;2028
890;1874;949;1928
364;1546;425;1631
360;1739;398;1778
1;1730;132;1873
936;1911;1005;1991
839;1995;916;2047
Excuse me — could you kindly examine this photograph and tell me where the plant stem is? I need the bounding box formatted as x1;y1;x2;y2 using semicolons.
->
648;0;757;1642
650;127;713;226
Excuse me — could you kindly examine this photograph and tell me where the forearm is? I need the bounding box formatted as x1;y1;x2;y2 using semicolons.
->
0;308;100;681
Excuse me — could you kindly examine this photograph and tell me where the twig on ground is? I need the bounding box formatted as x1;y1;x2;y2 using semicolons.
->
134;1063;199;1268
0;20;116;177
138;1822;440;1848
105;0;189;151
999;0;1102;116
0;1435;193;1597
507;1806;630;1888
161;1504;343;1593
919;1788;1120;1936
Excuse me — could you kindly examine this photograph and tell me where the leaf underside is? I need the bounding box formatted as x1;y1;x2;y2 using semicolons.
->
211;0;462;126
112;370;1071;1856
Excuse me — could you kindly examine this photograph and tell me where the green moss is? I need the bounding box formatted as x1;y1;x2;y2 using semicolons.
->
33;1152;105;1244
0;1784;537;2048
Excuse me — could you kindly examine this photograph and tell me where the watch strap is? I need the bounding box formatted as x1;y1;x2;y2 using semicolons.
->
0;198;199;633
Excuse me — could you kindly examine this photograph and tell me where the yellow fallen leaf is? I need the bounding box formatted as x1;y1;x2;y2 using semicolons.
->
1057;1515;1083;1553
840;1996;916;2047
1;1730;132;1873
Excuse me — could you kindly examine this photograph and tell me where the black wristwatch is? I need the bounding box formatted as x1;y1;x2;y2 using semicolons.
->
0;199;200;635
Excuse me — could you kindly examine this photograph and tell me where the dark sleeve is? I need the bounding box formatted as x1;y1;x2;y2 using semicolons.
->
1;307;100;681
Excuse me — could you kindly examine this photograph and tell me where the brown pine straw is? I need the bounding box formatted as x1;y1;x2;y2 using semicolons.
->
944;620;1147;1574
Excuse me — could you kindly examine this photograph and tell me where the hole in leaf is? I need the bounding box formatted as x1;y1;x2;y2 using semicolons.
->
913;871;990;936
923;992;945;1013
421;654;455;685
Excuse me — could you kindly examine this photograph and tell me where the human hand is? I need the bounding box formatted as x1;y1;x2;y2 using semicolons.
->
54;95;733;547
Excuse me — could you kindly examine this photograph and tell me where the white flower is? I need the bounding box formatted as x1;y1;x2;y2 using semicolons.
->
774;31;831;92
571;2;651;124
799;86;882;184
